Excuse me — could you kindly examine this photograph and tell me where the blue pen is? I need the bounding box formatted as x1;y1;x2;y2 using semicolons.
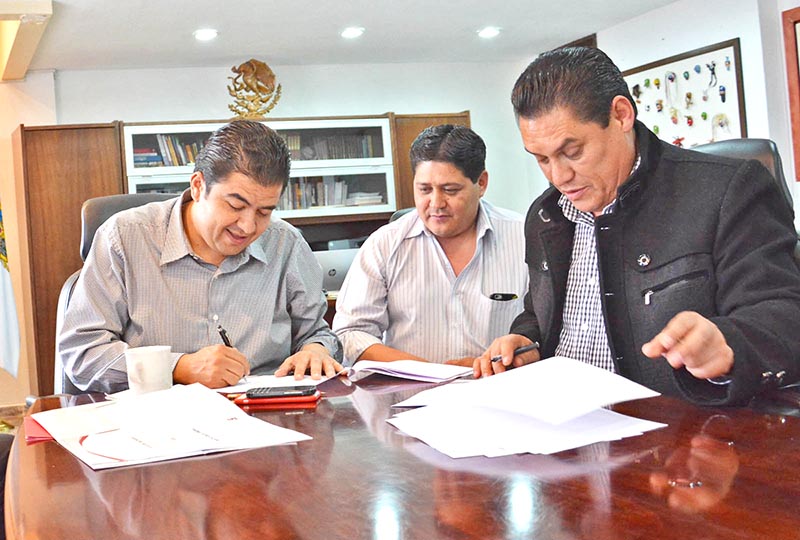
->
490;342;540;363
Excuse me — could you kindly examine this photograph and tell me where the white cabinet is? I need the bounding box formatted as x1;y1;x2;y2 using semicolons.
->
123;116;396;218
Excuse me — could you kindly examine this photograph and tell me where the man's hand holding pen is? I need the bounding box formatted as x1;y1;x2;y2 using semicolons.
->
173;344;251;388
473;334;540;378
172;324;250;388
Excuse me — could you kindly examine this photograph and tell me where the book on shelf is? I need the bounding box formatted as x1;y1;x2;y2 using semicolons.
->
278;177;354;211
156;135;172;166
150;134;204;167
136;186;184;194
346;192;383;206
289;133;381;161
133;156;164;167
168;137;180;167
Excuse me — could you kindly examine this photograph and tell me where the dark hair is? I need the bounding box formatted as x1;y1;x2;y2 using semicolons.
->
194;119;291;191
511;46;637;126
409;124;486;183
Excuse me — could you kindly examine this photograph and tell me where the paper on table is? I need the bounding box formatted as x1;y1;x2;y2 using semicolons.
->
346;360;473;383
393;356;660;424
23;415;54;443
32;383;311;470
387;403;665;458
403;437;652;480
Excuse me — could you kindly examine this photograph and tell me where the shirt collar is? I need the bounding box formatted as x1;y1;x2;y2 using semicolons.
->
160;190;195;266
558;152;641;224
159;189;265;268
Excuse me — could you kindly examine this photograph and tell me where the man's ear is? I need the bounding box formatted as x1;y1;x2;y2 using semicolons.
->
610;95;636;132
189;172;205;202
477;170;489;197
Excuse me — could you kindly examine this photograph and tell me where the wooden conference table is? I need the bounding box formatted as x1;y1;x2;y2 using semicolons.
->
5;376;800;540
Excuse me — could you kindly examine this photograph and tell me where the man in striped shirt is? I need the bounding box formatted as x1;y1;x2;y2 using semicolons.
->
332;125;528;366
60;121;342;393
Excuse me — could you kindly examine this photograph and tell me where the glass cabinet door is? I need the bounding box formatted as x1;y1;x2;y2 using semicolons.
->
124;117;396;217
275;165;396;218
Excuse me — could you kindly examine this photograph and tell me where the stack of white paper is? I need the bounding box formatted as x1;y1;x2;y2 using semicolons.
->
386;357;666;458
32;383;311;470
347;359;473;383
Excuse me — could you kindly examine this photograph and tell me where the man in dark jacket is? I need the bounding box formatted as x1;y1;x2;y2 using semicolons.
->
475;46;800;405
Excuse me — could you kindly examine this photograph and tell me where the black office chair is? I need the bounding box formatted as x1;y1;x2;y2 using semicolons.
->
693;138;793;208
389;207;414;222
54;193;174;394
693;138;800;266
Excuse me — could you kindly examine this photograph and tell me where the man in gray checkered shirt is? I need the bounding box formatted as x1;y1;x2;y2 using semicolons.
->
475;47;800;405
60;121;342;392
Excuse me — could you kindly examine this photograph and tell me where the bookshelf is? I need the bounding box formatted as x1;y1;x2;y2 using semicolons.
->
124;117;395;219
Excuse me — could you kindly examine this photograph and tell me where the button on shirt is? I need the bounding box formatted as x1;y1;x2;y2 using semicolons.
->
332;201;528;364
59;191;339;393
555;155;641;372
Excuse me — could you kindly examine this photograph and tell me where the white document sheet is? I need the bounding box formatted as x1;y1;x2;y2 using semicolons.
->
32;383;311;470
346;360;473;383
387;404;665;459
393;356;660;424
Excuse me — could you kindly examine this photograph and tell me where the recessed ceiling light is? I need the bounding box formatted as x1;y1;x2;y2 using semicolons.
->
341;27;365;39
477;26;501;39
193;28;218;42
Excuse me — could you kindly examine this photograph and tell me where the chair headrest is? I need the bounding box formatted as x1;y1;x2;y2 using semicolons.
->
389;207;414;223
692;138;792;208
80;193;175;261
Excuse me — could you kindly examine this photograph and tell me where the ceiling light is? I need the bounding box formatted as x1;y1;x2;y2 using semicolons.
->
193;28;218;42
477;26;501;39
341;27;365;39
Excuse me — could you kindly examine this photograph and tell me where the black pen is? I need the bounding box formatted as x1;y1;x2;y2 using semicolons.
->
217;325;233;347
490;342;540;363
217;325;247;382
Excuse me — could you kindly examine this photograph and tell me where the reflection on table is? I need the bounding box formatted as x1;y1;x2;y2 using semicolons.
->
6;376;800;540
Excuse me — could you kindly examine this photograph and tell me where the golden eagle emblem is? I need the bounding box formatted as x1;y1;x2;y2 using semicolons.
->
227;59;282;119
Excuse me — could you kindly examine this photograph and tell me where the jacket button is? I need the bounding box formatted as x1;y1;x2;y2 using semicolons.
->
540;261;549;271
637;253;651;267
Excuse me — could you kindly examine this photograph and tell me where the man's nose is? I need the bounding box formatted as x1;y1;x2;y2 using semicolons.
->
237;212;257;234
549;159;575;186
429;190;446;208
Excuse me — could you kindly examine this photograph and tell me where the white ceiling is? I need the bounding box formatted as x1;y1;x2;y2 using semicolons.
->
28;0;679;71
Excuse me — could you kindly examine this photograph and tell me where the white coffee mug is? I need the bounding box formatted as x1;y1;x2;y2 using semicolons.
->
125;345;173;395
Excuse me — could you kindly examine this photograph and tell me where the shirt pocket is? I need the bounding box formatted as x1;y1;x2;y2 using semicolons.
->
624;251;716;345
476;286;526;346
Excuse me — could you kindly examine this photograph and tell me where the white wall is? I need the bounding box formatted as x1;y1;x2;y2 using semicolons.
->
0;70;57;404
599;0;767;139
54;61;542;214
598;0;800;221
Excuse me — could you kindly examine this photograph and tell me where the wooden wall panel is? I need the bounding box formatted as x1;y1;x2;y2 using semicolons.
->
15;123;125;395
783;7;800;182
391;112;471;210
